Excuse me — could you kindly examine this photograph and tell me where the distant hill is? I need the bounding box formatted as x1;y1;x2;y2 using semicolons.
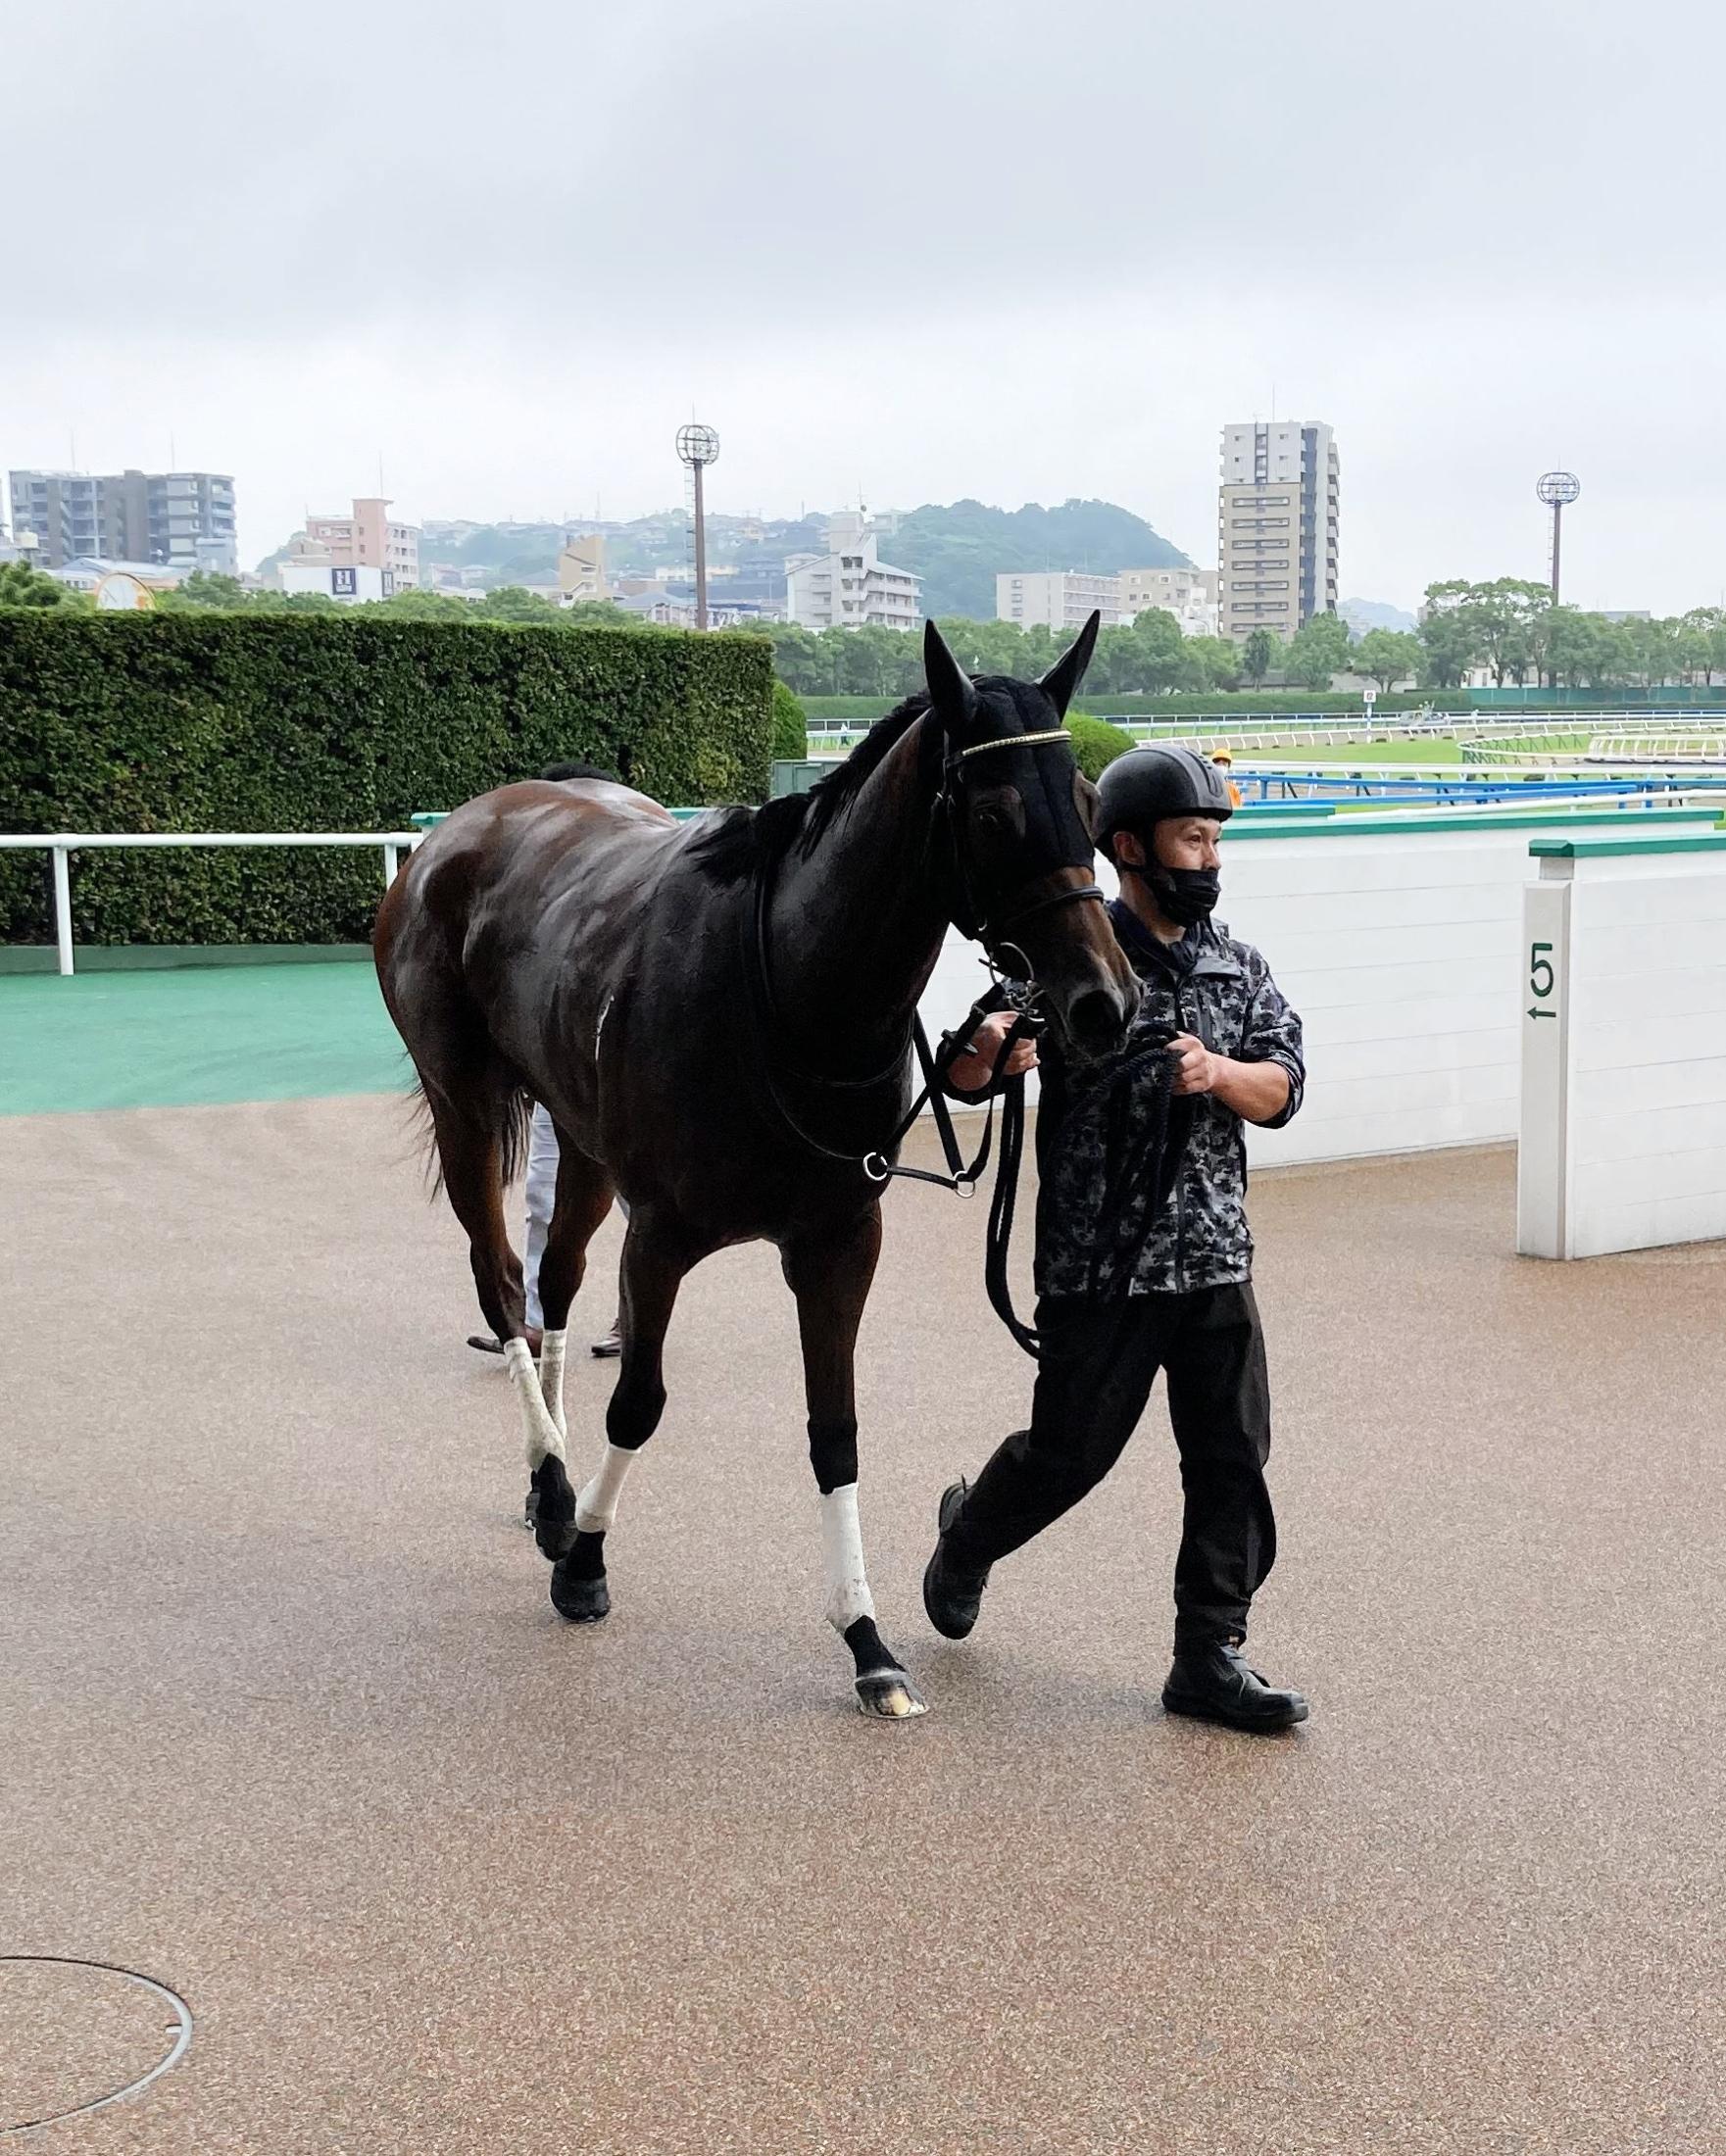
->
1340;597;1418;638
886;499;1190;620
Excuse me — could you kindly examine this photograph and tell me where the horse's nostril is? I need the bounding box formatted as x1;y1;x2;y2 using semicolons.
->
1068;988;1126;1052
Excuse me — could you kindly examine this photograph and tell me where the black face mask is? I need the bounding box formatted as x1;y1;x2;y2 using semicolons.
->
1139;863;1220;927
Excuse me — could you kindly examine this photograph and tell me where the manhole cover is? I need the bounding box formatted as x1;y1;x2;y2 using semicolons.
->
0;1957;190;2135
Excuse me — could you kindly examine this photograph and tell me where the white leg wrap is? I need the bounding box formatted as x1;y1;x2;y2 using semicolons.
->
575;1443;636;1535
504;1336;566;1470
819;1483;876;1634
537;1329;567;1441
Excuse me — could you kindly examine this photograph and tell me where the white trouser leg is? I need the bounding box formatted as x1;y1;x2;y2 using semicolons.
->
522;1102;560;1332
575;1443;637;1534
503;1336;566;1470
818;1483;876;1634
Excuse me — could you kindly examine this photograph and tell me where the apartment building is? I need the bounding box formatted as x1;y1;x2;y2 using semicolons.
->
8;467;237;573
1116;565;1219;637
784;512;920;631
304;496;420;590
1216;421;1338;643
996;570;1124;630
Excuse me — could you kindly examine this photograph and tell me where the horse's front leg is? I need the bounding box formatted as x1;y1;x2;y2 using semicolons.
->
544;1210;689;1625
784;1207;926;1721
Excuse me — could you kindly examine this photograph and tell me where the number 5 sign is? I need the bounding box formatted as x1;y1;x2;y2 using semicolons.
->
1518;877;1572;1257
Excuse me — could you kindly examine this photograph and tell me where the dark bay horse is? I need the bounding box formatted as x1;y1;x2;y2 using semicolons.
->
373;614;1137;1717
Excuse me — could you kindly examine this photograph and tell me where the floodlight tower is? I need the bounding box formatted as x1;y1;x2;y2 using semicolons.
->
676;422;720;629
1536;470;1581;604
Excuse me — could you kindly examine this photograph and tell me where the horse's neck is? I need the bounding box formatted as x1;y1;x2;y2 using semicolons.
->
768;717;949;1067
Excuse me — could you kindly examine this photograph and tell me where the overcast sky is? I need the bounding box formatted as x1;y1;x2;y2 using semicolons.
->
5;0;1721;612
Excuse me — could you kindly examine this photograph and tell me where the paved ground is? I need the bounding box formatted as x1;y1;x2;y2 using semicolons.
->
6;1096;1725;2152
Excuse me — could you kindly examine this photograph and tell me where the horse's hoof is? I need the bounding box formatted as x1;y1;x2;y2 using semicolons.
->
531;1458;575;1560
855;1668;928;1719
551;1567;611;1625
522;1487;539;1532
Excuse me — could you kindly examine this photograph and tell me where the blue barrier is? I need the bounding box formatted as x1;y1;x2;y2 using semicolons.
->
1237;772;1709;807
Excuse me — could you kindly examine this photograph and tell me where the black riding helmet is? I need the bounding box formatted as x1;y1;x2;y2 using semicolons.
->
1095;744;1233;860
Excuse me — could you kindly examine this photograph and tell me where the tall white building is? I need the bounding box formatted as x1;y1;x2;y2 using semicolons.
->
996;570;1124;630
1116;565;1219;638
785;512;921;631
1216;420;1339;644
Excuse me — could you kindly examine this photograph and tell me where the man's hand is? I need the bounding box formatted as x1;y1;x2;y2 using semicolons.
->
1170;1037;1294;1124
1168;1033;1219;1097
948;1010;1039;1093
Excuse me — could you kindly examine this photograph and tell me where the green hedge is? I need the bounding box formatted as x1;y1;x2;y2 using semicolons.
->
1067;715;1134;781
770;679;807;760
0;612;771;945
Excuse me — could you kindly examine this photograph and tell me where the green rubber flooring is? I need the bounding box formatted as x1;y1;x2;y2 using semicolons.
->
0;965;412;1115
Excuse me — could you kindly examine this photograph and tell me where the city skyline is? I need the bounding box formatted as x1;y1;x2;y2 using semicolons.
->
5;3;1721;616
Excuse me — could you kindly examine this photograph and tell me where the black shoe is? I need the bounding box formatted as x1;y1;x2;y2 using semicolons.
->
922;1479;991;1641
1161;1639;1308;1733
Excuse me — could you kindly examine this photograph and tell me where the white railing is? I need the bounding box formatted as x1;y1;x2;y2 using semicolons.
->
0;831;419;977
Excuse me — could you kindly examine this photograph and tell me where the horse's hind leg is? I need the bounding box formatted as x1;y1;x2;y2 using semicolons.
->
520;1135;616;1569
784;1210;926;1721
548;1213;688;1626
423;1095;573;1535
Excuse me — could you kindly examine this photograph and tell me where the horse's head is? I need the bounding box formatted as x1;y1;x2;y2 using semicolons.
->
924;612;1139;1059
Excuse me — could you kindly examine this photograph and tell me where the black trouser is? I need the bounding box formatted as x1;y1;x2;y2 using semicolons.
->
945;1282;1276;1646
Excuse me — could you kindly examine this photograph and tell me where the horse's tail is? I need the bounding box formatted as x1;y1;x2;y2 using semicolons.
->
405;1066;535;1200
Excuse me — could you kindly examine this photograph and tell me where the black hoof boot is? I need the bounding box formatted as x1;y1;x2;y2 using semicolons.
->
922;1479;991;1641
1161;1639;1308;1734
844;1617;928;1720
530;1456;576;1560
522;1485;538;1532
551;1531;610;1624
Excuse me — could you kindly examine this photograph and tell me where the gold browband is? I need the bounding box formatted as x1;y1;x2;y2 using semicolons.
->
951;728;1073;762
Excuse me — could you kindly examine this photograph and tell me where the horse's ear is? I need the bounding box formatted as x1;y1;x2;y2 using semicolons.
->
1038;610;1102;716
923;617;977;729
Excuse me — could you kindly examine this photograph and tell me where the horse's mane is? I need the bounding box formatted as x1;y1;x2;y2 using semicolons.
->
689;693;932;885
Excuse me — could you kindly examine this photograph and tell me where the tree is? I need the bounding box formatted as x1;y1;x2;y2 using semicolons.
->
770;679;807;760
1183;635;1243;692
1416;585;1481;688
1241;629;1276;687
158;569;250;609
0;560;81;609
1682;607;1726;686
475;585;564;622
1284;610;1352;690
1352;628;1422;693
372;587;490;621
1535;605;1603;687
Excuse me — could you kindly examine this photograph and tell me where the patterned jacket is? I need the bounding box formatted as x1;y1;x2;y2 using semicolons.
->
997;901;1305;1298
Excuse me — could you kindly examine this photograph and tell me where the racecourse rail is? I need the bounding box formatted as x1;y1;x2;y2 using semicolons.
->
0;830;419;976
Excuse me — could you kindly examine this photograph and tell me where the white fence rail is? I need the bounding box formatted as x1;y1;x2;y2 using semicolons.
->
0;832;419;977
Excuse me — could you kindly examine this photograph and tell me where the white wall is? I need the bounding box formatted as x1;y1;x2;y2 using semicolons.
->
1519;845;1726;1257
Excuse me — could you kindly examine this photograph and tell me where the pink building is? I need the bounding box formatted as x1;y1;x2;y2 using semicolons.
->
304;496;419;589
